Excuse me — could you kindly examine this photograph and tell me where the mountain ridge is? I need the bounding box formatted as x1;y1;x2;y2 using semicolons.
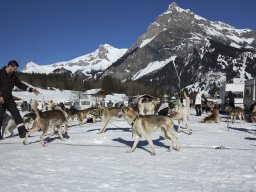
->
22;2;256;93
22;44;127;79
102;2;256;92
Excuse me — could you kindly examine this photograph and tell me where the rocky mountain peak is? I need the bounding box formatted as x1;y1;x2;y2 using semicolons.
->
168;2;178;10
52;67;72;76
102;2;256;93
97;44;111;60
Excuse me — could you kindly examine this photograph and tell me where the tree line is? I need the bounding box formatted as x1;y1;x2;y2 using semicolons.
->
17;72;218;98
17;72;174;97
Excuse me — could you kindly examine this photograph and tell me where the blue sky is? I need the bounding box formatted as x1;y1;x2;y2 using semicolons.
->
1;0;256;69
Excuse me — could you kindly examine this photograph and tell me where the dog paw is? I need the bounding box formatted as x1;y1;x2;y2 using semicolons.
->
41;142;48;147
174;146;180;151
150;152;156;156
126;149;133;153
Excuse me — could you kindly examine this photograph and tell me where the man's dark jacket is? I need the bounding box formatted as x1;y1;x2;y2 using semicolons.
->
0;66;32;103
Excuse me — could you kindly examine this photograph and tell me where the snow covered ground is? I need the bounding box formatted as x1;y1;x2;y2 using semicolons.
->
1;108;256;192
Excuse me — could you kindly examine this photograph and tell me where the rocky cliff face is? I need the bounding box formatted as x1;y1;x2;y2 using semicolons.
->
102;2;256;92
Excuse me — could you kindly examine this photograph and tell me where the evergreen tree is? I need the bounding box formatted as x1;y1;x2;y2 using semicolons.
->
102;75;115;94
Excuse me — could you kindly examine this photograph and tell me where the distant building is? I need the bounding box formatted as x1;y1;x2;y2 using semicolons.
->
219;83;244;108
83;88;107;99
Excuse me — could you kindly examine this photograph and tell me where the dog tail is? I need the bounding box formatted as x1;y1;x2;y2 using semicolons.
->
138;98;143;106
31;100;41;118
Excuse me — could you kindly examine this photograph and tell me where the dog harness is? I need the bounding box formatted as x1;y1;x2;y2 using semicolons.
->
131;115;139;127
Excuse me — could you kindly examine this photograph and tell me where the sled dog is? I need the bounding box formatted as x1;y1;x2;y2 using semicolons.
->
200;107;220;124
251;105;256;124
171;104;192;134
170;92;192;135
88;108;104;120
121;106;180;155
1;113;16;137
23;100;68;146
171;92;192;134
64;107;79;121
22;112;37;129
138;97;158;115
97;107;123;134
76;107;97;125
225;106;245;123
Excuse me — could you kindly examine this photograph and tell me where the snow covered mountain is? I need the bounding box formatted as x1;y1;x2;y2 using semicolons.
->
22;44;127;79
102;2;256;92
22;2;256;93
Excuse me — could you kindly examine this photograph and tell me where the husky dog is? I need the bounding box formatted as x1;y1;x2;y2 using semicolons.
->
64;107;79;121
97;107;123;134
23;112;36;124
47;100;57;110
138;98;158;115
88;108;104;120
171;92;192;134
22;112;37;129
200;107;220;124
23;100;68;146
225;106;245;123
76;107;96;125
171;105;192;134
251;105;256;124
1;113;16;137
121;106;180;155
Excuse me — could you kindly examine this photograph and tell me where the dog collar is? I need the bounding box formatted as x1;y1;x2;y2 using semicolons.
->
131;115;139;126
